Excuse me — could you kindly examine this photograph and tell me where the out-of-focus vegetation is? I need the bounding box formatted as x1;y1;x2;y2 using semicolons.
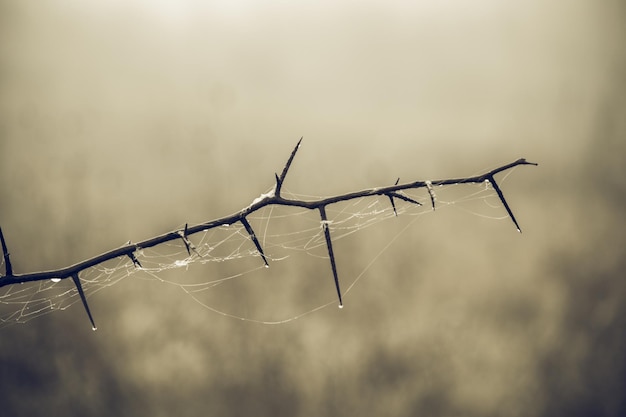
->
1;1;624;416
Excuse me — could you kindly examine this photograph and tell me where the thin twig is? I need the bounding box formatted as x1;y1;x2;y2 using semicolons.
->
0;140;537;327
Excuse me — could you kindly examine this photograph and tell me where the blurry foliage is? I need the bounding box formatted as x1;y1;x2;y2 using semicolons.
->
1;1;625;416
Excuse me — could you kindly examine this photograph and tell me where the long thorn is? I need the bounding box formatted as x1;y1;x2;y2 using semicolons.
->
178;223;192;256
71;273;97;330
0;227;13;276
240;217;269;266
275;137;303;196
426;181;436;210
488;175;522;232
320;206;343;307
388;178;400;216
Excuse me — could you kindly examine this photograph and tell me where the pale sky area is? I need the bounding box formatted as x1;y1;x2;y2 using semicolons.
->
1;1;624;416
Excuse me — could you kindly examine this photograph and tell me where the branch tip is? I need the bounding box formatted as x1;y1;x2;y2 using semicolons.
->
518;158;538;166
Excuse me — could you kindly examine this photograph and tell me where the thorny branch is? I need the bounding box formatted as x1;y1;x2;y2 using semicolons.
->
0;140;537;328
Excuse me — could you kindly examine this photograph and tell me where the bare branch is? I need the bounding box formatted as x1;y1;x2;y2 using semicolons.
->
0;139;537;327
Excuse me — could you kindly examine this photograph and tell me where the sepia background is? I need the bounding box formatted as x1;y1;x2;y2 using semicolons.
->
1;1;624;416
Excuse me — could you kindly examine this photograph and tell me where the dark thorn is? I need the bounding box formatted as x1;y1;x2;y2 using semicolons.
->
240;216;269;266
275;137;303;196
387;192;422;206
488;175;522;232
126;250;141;269
489;158;538;177
319;206;343;307
388;195;398;216
128;252;142;268
0;227;12;276
388;178;401;216
181;236;190;255
179;224;191;256
180;223;201;257
426;181;436;210
125;241;142;268
72;273;97;330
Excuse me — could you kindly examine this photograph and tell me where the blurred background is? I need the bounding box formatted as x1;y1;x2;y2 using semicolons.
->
0;1;624;416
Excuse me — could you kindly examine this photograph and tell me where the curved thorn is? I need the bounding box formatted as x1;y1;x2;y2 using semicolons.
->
240;217;268;266
276;137;303;196
320;206;342;307
71;273;96;330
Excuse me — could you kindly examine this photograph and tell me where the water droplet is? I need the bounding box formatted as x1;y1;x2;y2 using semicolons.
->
338;303;344;309
264;264;269;268
51;278;61;283
92;326;97;331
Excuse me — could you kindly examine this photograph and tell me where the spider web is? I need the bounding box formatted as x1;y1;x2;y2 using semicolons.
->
0;168;517;328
